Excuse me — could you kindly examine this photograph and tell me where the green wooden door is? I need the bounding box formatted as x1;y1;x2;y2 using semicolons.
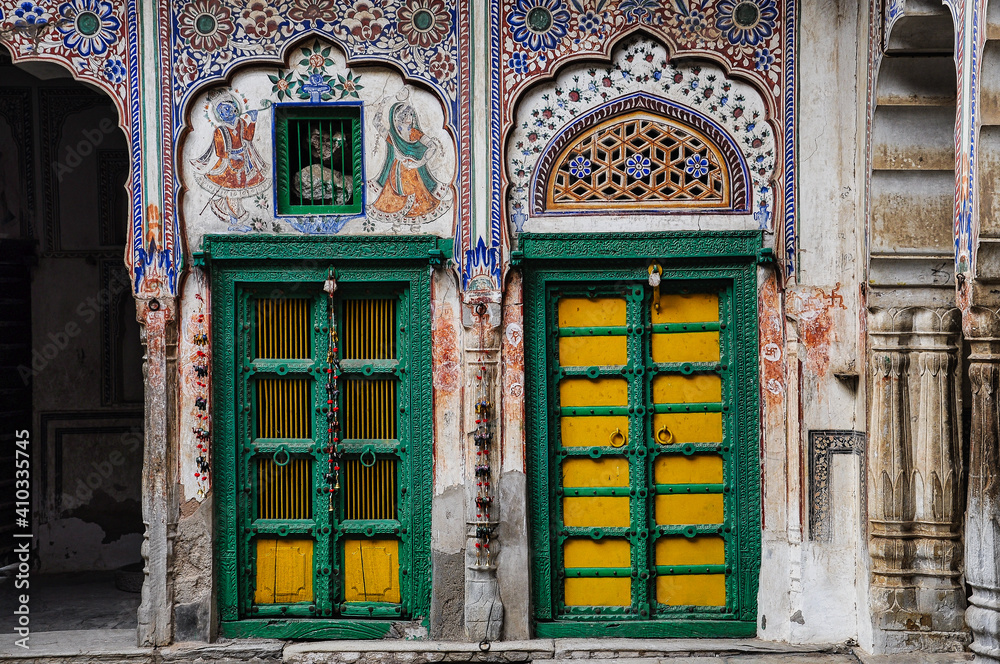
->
523;233;761;638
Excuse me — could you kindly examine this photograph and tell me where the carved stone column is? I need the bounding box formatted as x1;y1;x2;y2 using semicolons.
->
868;308;916;634
867;307;966;649
137;297;178;647
965;308;1000;662
910;308;964;633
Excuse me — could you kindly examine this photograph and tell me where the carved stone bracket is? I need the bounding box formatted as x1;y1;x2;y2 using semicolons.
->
965;307;1000;662
867;307;966;647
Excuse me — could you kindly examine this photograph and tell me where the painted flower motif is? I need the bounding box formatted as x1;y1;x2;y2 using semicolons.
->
715;0;778;47
175;53;200;86
309;53;324;68
577;10;600;34
569;155;591;178
625;154;650;179
428;51;456;81
287;0;337;25
507;0;570;52
685;154;709;178
508;51;529;74
56;0;120;57
341;0;389;41
397;0;450;48
753;47;774;71
237;0;281;39
177;0;234;52
102;56;126;84
619;0;658;22
682;9;706;33
334;71;363;98
12;1;47;27
267;69;296;100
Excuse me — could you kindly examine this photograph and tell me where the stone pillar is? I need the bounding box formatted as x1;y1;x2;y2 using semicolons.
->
910;309;964;633
867;307;966;650
137;297;178;647
966;308;1000;663
868;308;916;635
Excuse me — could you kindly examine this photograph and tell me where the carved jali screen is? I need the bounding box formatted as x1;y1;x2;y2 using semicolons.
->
545;112;730;212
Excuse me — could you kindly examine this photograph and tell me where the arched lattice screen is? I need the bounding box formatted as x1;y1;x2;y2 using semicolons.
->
530;95;749;215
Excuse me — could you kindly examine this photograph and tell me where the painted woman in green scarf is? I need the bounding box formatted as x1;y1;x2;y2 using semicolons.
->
369;102;449;228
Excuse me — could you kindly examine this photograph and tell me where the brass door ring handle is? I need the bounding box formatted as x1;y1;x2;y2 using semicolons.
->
609;428;627;448
656;426;674;445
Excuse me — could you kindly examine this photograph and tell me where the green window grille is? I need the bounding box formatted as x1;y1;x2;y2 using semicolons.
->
521;231;761;638
201;235;438;640
275;104;363;216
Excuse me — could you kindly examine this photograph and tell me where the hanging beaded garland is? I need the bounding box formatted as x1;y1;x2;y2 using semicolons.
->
324;271;341;511
190;292;211;498
473;304;495;565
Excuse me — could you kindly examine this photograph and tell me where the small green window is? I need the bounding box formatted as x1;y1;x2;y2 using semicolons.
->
275;104;363;216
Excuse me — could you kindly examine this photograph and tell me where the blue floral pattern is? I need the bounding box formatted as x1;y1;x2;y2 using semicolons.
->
753;48;774;71
569;155;591;177
685;154;709;178
619;0;658;22
103;56;126;84
56;0;120;57
715;0;778;47
507;0;570;52
12;1;46;26
508;51;530;74
625;154;650;179
577;10;600;34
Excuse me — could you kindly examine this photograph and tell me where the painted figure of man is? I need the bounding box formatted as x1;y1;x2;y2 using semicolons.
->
192;92;269;232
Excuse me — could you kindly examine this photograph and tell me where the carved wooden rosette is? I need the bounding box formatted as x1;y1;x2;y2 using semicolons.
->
867;307;965;642
965;308;1000;662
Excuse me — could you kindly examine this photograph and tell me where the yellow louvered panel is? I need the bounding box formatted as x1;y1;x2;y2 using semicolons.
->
255;379;311;439
255;298;310;359
344;458;397;520
256;457;311;520
344;379;397;440
343;299;396;360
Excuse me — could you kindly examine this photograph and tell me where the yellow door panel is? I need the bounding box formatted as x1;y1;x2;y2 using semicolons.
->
655;535;726;566
652;374;722;403
562;458;630;488
564;538;631;568
653;454;724;485
651;332;721;364
563;497;630;527
559;297;627;327
560;377;628;407
651;293;719;324
565;578;632;606
561;416;630;447
656;574;726;606
343;538;401;603
255;538;314;604
652;413;723;444
655;494;724;525
559;337;628;366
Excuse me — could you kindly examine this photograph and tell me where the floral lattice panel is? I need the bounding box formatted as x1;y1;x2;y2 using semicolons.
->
546;112;733;212
0;0;130;110
172;0;460;124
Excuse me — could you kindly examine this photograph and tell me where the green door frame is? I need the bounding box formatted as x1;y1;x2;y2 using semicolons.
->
196;234;445;639
518;231;764;638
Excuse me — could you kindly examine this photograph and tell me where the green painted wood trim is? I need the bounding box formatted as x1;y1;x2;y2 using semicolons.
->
650;402;723;413
651;322;722;333
533;620;757;638
655;564;727;575
563;567;632;577
561;487;630;497
196;234;451;263
519;230;762;261
560;406;630;416
559;326;628;336
220;619;394;639
654;483;725;494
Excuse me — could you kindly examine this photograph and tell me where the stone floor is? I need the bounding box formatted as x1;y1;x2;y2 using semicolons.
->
0;574;976;664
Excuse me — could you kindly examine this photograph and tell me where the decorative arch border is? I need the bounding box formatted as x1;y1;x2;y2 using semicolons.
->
529;92;751;217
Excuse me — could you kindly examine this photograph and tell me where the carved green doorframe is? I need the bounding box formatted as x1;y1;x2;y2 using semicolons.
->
197;235;443;639
519;231;763;638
